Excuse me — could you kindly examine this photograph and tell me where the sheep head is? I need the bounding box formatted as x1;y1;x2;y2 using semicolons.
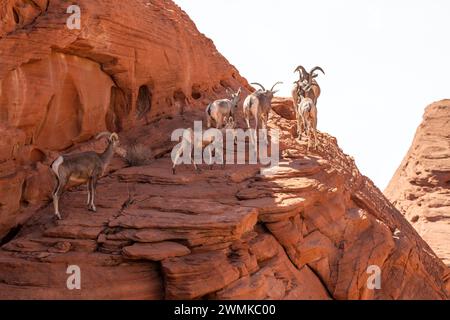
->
96;131;120;147
251;82;282;97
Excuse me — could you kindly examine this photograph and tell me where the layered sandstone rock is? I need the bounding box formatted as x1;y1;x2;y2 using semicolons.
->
0;0;249;238
386;100;450;268
0;0;448;301
0;109;448;299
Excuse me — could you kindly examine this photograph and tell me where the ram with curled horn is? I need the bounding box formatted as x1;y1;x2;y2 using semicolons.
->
292;65;308;112
303;66;325;105
294;65;308;81
49;131;121;219
292;65;325;113
243;81;283;139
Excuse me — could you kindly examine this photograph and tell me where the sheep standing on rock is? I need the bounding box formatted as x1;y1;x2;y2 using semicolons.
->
296;84;318;152
243;82;282;141
172;117;236;174
205;88;242;129
50;132;120;220
292;65;325;112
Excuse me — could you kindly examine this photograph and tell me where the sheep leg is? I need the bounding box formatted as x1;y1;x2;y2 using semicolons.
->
306;124;312;154
216;116;223;129
296;105;304;140
254;111;258;136
208;145;214;170
172;142;185;175
252;110;259;148
86;179;92;207
245;117;251;129
301;115;306;140
312;116;318;149
88;178;94;211
89;176;98;212
192;154;200;173
244;110;251;129
52;192;61;220
52;174;66;220
296;112;303;140
261;114;268;144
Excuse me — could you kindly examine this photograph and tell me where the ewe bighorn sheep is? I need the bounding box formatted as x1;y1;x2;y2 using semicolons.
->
296;84;318;152
292;65;325;108
50;132;120;220
243;82;282;136
172;117;236;174
206;88;242;128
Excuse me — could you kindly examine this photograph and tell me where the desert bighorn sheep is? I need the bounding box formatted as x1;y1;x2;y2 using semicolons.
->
50;132;120;220
206;87;242;128
172;118;236;174
296;84;318;152
292;65;325;108
243;82;282;138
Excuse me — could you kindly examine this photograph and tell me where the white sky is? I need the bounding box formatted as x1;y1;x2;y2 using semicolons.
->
174;0;450;190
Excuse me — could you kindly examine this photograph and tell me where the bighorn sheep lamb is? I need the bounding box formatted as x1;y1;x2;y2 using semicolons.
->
50;132;120;220
292;65;325;108
296;85;318;152
206;87;242;128
243;82;282;137
172;117;236;174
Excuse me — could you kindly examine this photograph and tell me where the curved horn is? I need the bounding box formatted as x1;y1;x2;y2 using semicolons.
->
309;66;325;77
251;82;266;91
110;132;119;141
96;131;112;140
294;65;308;80
270;81;283;92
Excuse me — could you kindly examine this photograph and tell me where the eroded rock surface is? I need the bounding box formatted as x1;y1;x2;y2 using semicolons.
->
0;109;448;300
0;0;249;237
0;0;448;300
386;100;450;268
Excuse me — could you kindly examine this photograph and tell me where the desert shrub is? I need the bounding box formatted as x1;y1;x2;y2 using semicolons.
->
124;141;152;167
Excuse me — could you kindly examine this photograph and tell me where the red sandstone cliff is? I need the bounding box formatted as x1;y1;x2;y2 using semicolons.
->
0;106;448;299
0;0;249;237
0;1;449;300
386;100;450;268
